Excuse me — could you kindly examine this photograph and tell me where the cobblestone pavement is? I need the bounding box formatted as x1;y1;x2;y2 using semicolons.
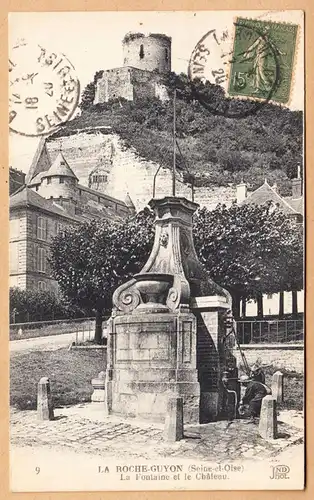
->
10;405;303;461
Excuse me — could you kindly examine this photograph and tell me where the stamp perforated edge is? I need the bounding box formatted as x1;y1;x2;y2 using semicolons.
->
224;15;302;108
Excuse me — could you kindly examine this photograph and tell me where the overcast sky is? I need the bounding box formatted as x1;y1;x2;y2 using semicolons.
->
9;10;304;172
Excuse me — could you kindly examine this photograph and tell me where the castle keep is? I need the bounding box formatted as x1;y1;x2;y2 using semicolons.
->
94;32;171;104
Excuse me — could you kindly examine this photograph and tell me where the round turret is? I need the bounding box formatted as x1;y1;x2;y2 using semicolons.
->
38;152;78;200
122;32;171;74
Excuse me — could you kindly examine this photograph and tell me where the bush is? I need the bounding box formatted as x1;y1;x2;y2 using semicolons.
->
9;287;85;323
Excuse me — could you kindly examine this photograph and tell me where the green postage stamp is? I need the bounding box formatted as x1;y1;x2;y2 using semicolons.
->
228;18;299;104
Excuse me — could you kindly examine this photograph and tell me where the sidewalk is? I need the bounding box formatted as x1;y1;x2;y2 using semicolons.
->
10;332;75;353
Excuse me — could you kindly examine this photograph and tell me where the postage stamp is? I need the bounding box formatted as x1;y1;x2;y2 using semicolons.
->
7;10;304;494
188;16;300;116
9;41;80;136
228;18;299;104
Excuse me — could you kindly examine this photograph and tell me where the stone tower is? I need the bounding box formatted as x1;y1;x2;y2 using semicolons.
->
122;32;171;74
94;32;171;104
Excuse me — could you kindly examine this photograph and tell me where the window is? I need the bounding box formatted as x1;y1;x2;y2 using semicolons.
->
37;247;46;273
38;281;47;291
10;218;20;239
139;44;144;59
47;177;51;184
59;177;64;184
165;48;169;62
37;216;47;240
267;294;273;300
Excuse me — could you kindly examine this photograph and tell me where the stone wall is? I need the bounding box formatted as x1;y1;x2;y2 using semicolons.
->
234;345;304;373
47;131;236;212
94;67;166;104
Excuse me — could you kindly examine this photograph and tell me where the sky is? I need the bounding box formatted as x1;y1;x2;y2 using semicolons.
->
9;10;304;173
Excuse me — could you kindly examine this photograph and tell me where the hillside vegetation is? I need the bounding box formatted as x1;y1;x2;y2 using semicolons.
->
51;73;303;195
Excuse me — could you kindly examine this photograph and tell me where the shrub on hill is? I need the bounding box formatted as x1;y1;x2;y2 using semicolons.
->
54;72;303;195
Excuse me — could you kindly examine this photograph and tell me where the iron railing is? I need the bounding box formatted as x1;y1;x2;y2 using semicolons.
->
9;317;97;341
236;319;304;344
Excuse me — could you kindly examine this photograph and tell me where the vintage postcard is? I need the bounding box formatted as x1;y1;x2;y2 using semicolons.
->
8;10;304;492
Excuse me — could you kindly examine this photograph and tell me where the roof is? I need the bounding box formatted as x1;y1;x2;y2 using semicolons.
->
241;180;300;216
25;137;50;184
10;186;129;223
284;196;304;216
28;171;46;186
124;192;135;210
10;186;81;220
43;152;78;179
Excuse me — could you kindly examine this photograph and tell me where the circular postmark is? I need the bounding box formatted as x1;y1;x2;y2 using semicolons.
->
9;41;80;136
188;21;282;118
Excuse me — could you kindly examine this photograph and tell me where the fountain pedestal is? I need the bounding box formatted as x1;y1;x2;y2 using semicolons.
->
106;196;234;423
106;308;200;423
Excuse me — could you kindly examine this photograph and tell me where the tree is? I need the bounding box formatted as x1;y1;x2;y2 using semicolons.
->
193;203;303;317
80;70;104;111
49;210;154;343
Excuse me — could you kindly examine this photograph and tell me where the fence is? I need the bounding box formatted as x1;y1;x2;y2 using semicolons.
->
236;319;304;344
9;317;98;341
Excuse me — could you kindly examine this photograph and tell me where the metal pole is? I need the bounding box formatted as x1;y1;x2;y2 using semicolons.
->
172;89;176;196
153;164;161;198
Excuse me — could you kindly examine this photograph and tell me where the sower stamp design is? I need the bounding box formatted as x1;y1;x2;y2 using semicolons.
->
9;42;80;136
228;18;299;104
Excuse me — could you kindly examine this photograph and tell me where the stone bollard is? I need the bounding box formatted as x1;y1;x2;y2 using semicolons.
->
37;377;54;421
91;371;106;402
271;371;284;403
164;397;184;442
258;395;277;440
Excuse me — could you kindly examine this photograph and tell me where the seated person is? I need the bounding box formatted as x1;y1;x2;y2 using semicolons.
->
239;372;271;423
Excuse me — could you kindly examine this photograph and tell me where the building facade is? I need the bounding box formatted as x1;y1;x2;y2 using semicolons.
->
9;148;135;293
94;32;171;104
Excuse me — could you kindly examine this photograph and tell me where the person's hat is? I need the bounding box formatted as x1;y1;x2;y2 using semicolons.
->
239;375;250;382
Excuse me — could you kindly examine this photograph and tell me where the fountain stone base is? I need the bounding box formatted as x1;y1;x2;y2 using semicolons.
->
105;309;200;424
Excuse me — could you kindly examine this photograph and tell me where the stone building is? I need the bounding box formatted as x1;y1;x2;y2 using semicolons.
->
9;143;135;293
236;177;304;317
94;32;171;104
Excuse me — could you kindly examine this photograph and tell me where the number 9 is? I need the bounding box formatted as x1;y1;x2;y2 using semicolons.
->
35;467;40;474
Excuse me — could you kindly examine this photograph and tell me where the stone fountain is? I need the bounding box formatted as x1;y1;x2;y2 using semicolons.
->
105;196;235;424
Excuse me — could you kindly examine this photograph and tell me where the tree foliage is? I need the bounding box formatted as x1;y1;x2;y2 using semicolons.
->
193;203;303;314
49;203;303;332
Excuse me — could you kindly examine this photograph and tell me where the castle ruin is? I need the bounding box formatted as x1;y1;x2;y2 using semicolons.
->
94;32;171;104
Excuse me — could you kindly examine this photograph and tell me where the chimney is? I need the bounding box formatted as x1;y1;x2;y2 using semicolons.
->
292;165;302;199
236;182;247;203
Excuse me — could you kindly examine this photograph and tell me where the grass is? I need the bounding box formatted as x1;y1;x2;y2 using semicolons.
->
11;348;304;413
10;319;95;341
10;348;107;410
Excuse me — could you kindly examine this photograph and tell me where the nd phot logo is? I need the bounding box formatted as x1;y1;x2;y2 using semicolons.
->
270;465;290;480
